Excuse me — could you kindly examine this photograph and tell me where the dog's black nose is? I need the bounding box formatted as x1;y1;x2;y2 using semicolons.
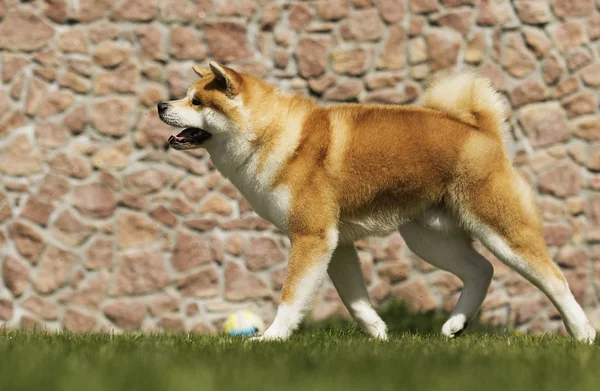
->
157;102;168;113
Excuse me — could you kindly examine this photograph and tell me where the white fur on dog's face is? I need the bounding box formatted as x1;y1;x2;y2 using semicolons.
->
158;89;203;129
158;88;242;139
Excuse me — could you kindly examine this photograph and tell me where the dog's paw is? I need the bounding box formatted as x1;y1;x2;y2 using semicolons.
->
365;320;388;341
442;314;468;338
581;323;597;345
373;328;389;341
248;334;265;342
249;326;291;341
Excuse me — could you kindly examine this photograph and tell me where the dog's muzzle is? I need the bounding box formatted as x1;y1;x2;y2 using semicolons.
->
156;102;213;150
167;128;212;150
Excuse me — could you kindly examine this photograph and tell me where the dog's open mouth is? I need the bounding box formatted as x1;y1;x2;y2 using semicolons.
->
167;128;212;150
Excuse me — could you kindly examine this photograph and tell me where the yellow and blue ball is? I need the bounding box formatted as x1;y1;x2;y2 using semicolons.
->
223;310;265;337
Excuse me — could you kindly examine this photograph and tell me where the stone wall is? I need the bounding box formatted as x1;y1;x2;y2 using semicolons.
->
0;0;599;334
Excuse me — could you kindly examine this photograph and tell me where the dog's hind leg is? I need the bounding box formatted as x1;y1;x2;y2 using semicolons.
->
399;221;493;338
328;244;388;339
460;167;596;343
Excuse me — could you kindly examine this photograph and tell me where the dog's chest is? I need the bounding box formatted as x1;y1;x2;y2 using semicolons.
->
235;179;291;232
213;158;291;232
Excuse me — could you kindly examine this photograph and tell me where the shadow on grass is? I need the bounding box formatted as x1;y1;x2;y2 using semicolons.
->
301;301;504;336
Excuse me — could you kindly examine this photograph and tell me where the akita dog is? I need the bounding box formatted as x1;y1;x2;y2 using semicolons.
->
158;62;596;342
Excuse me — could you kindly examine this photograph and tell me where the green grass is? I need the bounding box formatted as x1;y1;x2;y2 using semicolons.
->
1;307;598;391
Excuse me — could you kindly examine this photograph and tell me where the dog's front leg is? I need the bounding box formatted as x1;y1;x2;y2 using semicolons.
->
258;229;339;340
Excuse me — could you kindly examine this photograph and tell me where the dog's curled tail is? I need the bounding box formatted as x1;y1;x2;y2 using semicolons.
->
422;72;507;140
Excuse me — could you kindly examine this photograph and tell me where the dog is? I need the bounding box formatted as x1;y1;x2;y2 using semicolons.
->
158;61;596;343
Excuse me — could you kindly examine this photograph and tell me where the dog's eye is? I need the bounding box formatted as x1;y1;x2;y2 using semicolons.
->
191;97;201;106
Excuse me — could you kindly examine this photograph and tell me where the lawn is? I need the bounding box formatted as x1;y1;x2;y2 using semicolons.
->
1;308;599;391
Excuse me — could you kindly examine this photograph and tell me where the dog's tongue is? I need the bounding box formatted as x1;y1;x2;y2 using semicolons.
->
168;135;185;142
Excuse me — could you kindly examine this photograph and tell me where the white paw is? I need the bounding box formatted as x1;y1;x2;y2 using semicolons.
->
374;329;388;341
365;320;388;340
581;323;596;345
248;333;285;342
251;325;292;341
568;322;596;344
352;302;388;340
442;314;468;338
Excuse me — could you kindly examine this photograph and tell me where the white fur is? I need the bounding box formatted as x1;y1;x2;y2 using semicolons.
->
158;98;195;128
257;304;299;340
423;71;508;140
340;213;410;243
351;301;388;339
160;87;242;135
442;314;468;338
420;208;460;233
208;138;298;232
201;107;239;135
399;220;493;338
187;88;196;101
328;244;388;340
277;89;294;99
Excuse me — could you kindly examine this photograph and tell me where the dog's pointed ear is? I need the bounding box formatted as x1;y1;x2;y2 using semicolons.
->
209;61;240;97
192;65;211;78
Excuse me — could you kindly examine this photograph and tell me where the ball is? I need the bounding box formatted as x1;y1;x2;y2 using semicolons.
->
223;310;265;337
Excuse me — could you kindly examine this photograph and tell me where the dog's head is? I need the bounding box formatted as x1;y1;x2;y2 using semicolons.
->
157;61;251;150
